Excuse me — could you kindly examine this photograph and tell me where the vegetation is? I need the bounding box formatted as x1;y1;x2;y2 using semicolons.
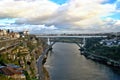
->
85;38;120;61
23;70;31;80
0;35;46;80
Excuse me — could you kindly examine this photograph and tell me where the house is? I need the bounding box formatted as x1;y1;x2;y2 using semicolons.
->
23;30;29;35
118;41;120;45
0;65;25;79
14;33;20;38
9;32;20;38
0;30;8;36
0;30;4;36
100;39;120;47
3;30;7;36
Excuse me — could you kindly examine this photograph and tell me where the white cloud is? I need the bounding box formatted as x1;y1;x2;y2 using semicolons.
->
115;20;120;26
0;0;119;33
0;24;57;34
0;0;59;18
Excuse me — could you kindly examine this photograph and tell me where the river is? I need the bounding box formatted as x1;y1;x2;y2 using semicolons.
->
44;42;120;80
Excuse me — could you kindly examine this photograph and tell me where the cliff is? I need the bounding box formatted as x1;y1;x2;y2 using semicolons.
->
0;35;47;80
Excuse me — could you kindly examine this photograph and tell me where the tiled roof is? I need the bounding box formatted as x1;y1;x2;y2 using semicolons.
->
0;66;22;76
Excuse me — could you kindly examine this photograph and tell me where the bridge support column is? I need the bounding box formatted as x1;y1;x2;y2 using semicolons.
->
83;37;86;47
47;37;51;45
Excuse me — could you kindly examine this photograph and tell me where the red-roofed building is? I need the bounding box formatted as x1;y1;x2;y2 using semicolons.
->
0;66;25;79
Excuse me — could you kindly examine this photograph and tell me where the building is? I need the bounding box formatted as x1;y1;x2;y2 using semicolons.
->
0;65;25;79
23;30;29;35
100;39;120;47
0;30;7;36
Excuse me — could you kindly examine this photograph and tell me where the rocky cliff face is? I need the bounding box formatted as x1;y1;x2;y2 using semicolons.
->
0;35;47;80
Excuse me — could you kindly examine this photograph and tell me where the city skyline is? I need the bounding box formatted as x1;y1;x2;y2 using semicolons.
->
0;0;120;34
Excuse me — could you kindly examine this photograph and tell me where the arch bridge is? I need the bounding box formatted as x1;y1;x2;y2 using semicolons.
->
36;35;107;48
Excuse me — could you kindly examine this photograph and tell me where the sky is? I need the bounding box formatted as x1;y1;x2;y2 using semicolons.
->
0;0;120;34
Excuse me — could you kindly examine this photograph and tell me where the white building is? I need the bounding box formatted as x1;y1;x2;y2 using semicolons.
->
23;30;29;35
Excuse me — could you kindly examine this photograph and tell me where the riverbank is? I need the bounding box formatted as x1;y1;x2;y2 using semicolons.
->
80;49;120;70
80;38;120;70
36;41;54;80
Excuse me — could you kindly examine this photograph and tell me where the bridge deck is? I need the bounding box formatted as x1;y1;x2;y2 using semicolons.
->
36;36;107;38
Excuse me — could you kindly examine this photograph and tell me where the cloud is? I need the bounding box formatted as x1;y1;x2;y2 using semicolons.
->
0;0;119;33
115;20;120;26
0;24;57;33
0;0;59;18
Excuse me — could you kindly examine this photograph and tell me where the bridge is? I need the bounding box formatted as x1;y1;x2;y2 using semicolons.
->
36;35;107;38
36;35;107;47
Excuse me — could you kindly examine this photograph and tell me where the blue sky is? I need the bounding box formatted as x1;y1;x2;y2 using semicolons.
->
0;18;17;25
50;0;67;5
102;0;117;4
0;0;120;34
109;12;120;20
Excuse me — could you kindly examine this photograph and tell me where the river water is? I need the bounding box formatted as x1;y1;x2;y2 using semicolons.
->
44;42;120;80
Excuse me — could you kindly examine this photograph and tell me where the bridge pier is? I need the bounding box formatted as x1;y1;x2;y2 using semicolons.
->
47;37;52;45
82;37;86;47
47;37;50;45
